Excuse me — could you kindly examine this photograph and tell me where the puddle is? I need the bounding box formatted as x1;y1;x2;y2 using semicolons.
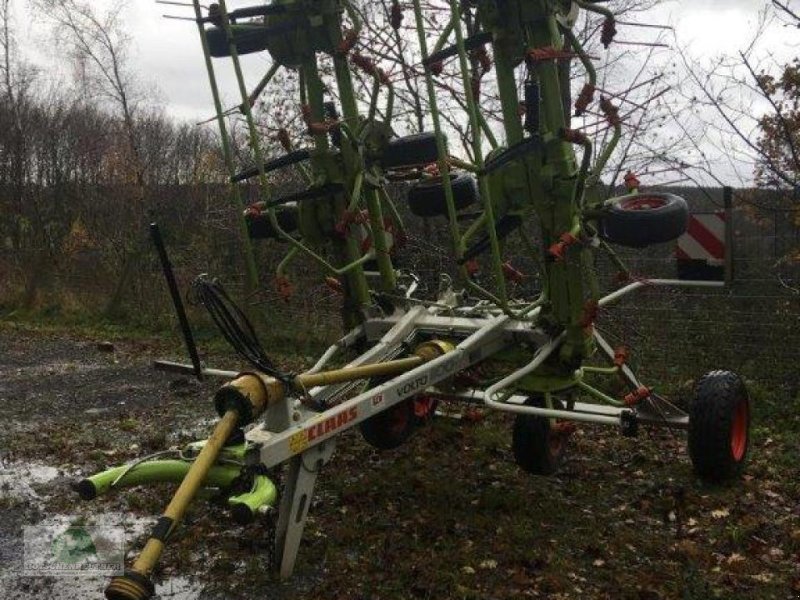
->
171;417;217;442
0;463;263;600
0;454;206;599
0;511;204;599
155;575;204;599
0;461;61;501
0;572;204;600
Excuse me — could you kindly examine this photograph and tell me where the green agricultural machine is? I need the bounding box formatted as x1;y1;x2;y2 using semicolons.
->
77;2;752;598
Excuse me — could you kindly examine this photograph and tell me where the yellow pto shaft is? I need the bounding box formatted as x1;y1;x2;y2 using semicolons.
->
105;340;452;600
105;373;275;600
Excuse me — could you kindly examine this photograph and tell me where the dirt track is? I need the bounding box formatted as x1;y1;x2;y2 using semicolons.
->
1;323;799;599
0;325;224;599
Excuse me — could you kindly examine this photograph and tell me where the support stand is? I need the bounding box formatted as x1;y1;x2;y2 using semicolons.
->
275;440;336;578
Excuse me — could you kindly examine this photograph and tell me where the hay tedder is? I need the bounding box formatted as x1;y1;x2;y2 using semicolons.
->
81;1;751;598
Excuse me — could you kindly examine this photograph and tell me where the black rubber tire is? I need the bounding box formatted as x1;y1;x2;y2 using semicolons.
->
245;206;298;240
359;398;417;450
511;397;568;476
206;25;271;58
599;192;689;248
688;370;750;483
381;132;443;169
407;173;479;218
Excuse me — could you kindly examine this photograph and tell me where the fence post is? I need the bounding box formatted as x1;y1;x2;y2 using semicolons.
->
724;186;734;286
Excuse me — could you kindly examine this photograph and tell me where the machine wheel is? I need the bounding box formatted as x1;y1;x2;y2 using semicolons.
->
381;132;442;169
359;399;417;450
511;397;568;476
245;206;298;240
359;393;437;451
688;370;750;483
407;173;479;218
206;25;272;58
599;192;688;248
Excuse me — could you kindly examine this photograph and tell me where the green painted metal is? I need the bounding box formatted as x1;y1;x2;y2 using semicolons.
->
577;379;626;407
228;474;279;516
192;0;436;327
401;0;667;397
330;47;397;293
77;4;695;588
191;1;260;297
84;457;277;516
449;0;508;308
84;460;240;496
187;0;641;401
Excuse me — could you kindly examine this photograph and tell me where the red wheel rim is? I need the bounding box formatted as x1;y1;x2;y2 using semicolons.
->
619;196;668;211
730;398;748;462
413;396;435;418
548;428;564;456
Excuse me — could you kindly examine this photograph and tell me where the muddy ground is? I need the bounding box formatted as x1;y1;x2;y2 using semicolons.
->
0;321;798;599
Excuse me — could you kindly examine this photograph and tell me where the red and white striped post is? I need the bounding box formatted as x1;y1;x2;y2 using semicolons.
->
676;187;734;283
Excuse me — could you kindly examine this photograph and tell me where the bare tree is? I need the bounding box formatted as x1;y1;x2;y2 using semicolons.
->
33;0;151;316
347;0;677;181
36;0;145;191
663;1;799;294
668;2;799;192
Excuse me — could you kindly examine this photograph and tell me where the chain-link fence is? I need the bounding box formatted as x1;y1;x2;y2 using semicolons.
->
2;185;797;387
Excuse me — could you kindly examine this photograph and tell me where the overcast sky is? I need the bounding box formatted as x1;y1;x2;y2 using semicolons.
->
12;0;790;120
11;0;797;184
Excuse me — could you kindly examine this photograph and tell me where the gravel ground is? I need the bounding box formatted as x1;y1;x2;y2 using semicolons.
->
1;322;798;600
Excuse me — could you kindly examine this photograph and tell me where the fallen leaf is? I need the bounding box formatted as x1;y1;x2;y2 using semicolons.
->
726;553;745;564
768;547;784;559
711;508;730;519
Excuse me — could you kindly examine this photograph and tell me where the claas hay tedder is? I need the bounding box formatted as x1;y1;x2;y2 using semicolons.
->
73;1;751;598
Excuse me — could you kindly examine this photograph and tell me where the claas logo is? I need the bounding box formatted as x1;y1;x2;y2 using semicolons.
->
307;407;358;442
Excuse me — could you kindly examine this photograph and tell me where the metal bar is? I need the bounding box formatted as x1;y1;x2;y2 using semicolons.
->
637;408;689;429
297;356;425;389
576;379;624;407
153;360;237;379
483;332;567;411
255;313;510;467
149;223;203;381
592;330;641;389
247;62;280;110
598;278;725;308
494;402;622;425
442;391;688;428
304;326;365;375
724;186;734;286
448;0;508;307
410;0;466;268
191;0;260;296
